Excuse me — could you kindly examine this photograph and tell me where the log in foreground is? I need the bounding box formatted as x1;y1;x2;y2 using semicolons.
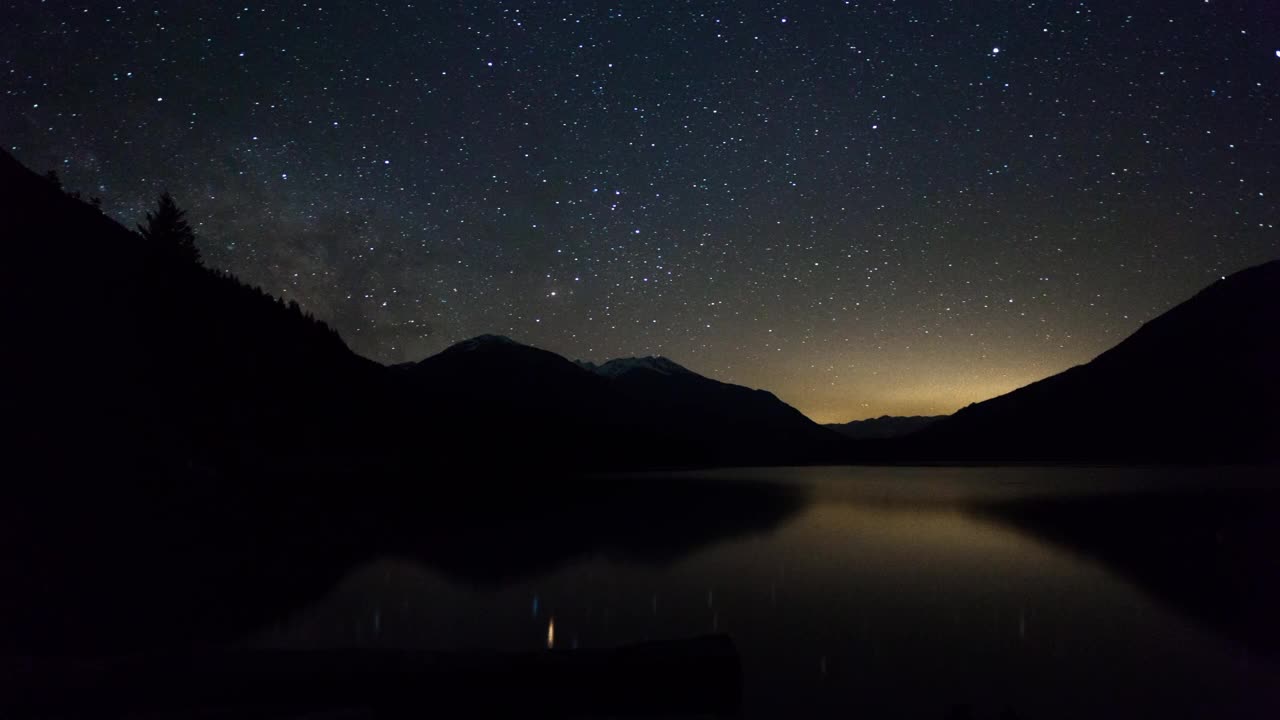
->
4;634;742;718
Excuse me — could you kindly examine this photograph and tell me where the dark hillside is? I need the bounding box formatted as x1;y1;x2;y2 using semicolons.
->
911;261;1280;462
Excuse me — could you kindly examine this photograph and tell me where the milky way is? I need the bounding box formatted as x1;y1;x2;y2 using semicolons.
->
4;1;1277;421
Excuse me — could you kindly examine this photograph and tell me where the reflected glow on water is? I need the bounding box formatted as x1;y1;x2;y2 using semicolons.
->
257;467;1280;718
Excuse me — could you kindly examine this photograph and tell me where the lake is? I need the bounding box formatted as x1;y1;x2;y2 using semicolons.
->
248;466;1280;719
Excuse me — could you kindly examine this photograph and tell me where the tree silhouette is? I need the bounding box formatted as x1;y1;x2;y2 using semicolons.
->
138;191;201;266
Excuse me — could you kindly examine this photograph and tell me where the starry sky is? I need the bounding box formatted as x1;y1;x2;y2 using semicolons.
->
4;1;1278;422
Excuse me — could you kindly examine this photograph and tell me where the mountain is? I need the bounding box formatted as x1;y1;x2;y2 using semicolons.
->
825;415;946;440
579;353;851;466
909;261;1280;462
576;356;694;378
395;334;616;466
400;340;851;468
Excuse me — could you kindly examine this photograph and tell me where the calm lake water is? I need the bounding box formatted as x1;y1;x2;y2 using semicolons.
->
255;466;1280;719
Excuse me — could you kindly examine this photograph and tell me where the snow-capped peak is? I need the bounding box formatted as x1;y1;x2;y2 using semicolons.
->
581;356;695;378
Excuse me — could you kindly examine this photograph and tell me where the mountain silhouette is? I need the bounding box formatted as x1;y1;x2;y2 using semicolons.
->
909;260;1280;462
825;415;946;440
400;336;850;468
0;149;391;496
579;353;851;466
576;356;695;377
395;334;616;467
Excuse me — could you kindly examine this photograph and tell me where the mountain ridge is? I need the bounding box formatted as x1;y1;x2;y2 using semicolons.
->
908;259;1280;462
825;415;946;441
576;355;696;378
397;333;849;468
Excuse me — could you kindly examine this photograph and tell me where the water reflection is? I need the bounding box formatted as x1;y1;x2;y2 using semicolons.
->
0;473;804;655
255;466;1280;718
6;466;1280;718
976;485;1280;661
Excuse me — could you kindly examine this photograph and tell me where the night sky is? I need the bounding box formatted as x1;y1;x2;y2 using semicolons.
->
4;1;1277;422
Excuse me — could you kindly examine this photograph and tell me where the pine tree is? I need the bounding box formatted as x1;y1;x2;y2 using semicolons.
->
138;191;201;266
